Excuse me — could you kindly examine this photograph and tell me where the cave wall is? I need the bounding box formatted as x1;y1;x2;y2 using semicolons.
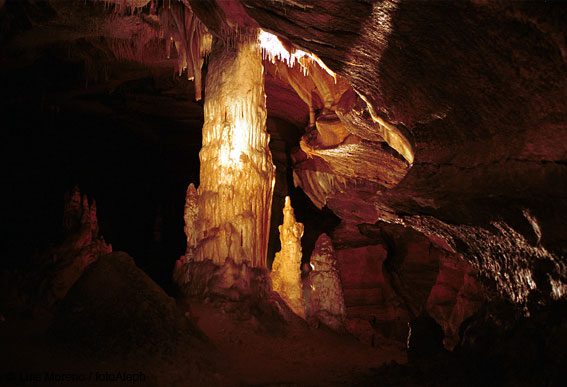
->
242;0;567;308
332;221;483;349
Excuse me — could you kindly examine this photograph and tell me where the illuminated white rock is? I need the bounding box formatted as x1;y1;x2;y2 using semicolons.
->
258;29;336;81
180;36;275;270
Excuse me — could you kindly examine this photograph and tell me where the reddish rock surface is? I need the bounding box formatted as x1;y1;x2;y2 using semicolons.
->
334;222;484;349
242;0;567;309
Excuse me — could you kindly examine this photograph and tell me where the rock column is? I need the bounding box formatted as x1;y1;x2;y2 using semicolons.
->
185;37;276;269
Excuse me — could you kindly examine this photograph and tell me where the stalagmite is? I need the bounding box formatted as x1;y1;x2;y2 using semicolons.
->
181;35;275;270
271;196;306;318
305;233;346;330
30;187;113;312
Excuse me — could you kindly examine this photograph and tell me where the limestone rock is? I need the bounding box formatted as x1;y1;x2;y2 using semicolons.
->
271;196;306;319
61;186;111;256
183;182;199;258
426;252;485;350
174;36;277;303
344;317;376;346
244;0;567;312
179;37;275;270
305;233;346;331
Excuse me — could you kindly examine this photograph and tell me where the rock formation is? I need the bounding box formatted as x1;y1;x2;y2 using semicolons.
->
18;186;112;315
174;32;277;300
333;221;483;348
48;251;225;385
305;233;346;331
426;250;485;350
180;36;275;270
241;0;567;312
157;1;212;100
50;251;195;356
270;196;306;319
2;0;567;384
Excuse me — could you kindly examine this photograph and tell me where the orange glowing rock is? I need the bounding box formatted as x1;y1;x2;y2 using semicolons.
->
270;196;306;319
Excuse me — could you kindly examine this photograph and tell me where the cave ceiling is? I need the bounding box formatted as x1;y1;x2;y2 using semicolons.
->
2;0;567;308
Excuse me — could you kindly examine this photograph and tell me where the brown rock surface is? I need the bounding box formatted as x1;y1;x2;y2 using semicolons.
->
3;0;567;384
305;233;346;331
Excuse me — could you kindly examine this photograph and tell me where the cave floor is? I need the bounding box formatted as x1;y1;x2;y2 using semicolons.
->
184;298;407;386
1;298;406;387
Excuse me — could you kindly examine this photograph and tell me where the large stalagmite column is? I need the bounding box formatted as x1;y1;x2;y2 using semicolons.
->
186;37;275;269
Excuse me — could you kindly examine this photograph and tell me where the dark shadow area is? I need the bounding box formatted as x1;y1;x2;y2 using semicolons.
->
355;300;567;387
1;51;202;293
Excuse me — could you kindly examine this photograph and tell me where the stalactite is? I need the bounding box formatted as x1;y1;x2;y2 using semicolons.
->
182;36;275;270
162;2;211;100
103;1;211;100
258;30;336;81
101;0;151;13
271;196;306;319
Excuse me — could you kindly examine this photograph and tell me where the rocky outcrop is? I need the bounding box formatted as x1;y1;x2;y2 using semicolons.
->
47;251;226;385
50;251;200;354
270;196;306;319
426;246;485;350
304;233;346;331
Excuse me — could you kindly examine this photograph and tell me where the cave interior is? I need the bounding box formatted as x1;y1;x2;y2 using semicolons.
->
1;0;567;386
